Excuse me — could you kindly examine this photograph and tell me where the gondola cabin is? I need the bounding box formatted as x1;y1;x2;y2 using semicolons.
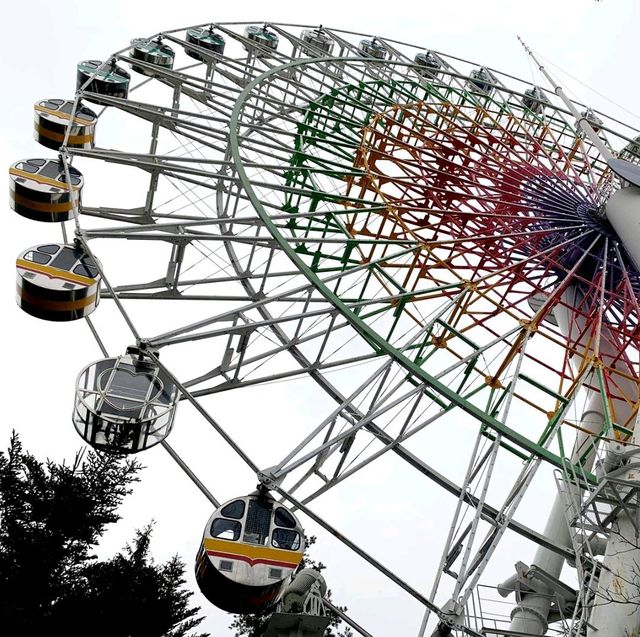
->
621;135;640;162
33;99;97;150
130;38;175;75
77;59;130;100
358;38;387;60
414;51;441;79
578;107;603;136
185;27;226;61
244;26;279;57
467;67;497;97
73;350;179;454
521;86;550;115
196;492;304;614
16;242;100;321
10;158;83;222
300;29;334;55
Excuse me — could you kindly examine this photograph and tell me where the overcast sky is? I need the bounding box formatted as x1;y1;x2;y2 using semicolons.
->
2;1;639;636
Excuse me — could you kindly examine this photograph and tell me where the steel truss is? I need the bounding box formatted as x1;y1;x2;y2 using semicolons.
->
23;21;640;636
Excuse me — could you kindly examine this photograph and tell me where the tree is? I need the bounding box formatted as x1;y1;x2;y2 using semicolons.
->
229;536;352;637
0;431;208;637
53;524;207;637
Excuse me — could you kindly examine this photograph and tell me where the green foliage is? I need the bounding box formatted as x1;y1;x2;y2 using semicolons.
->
0;431;208;637
53;524;207;637
229;536;352;637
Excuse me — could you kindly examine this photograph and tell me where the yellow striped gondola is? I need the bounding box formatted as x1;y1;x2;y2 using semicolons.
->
16;243;100;321
196;491;304;614
33;99;97;150
9;158;83;222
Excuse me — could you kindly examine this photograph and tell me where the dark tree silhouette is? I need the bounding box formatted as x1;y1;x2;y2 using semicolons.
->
54;524;207;637
0;431;208;637
229;536;352;637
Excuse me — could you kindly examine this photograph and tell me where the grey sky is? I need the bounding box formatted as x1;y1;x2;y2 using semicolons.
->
2;2;639;636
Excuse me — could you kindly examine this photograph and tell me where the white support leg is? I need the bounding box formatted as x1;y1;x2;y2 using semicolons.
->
509;286;639;633
586;441;640;636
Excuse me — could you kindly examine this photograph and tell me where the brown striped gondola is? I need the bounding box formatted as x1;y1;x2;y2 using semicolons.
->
16;242;100;321
10;158;83;222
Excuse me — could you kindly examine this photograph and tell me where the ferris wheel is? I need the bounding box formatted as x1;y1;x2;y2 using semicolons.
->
11;21;640;637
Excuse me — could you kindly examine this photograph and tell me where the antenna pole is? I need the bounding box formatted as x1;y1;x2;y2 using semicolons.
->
518;37;613;162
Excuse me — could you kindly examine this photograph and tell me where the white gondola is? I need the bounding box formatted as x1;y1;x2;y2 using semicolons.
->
77;59;130;100
467;66;497;97
10;158;83;222
521;86;550;115
357;38;387;60
300;29;334;55
244;25;279;57
16;242;100;321
130;38;175;75
185;26;226;62
578;107;604;135
414;50;441;79
196;491;304;614
73;349;179;454
33;99;97;151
